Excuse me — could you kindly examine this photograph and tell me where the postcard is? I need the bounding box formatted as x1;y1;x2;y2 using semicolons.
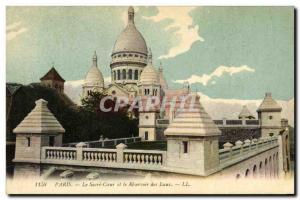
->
6;6;295;195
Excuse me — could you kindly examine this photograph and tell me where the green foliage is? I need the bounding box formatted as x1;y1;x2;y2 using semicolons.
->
7;84;138;143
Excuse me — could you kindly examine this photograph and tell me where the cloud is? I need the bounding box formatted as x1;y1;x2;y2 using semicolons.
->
6;21;28;41
174;65;255;86
143;7;203;59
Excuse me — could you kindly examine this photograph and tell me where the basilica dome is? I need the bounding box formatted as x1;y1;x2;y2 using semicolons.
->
84;52;104;87
112;7;148;55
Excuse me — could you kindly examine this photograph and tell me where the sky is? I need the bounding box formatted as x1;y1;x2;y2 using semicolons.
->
6;6;294;100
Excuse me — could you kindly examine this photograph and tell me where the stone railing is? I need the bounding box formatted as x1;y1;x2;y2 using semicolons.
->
44;147;77;160
41;143;166;170
63;137;141;148
82;149;117;162
214;119;260;127
123;149;164;165
219;137;278;168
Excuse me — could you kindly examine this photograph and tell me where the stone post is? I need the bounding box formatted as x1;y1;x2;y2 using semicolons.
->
244;139;251;152
242;118;246;126
222;118;226;126
235;140;243;155
76;142;87;161
116;143;127;163
252;138;258;150
223;142;233;159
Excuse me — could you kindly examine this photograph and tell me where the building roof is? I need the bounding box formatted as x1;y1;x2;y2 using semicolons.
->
164;94;221;137
257;92;282;112
84;52;104;87
6;83;22;96
13;99;65;134
40;67;65;82
112;7;148;55
238;105;255;119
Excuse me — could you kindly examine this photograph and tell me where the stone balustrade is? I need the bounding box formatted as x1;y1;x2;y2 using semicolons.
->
41;144;166;171
82;149;117;162
123;150;164;165
44;147;77;160
213;119;260;127
219;137;278;167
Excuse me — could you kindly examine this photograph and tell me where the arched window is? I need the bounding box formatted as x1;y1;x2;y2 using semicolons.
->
245;169;250;177
117;70;121;80
128;69;133;79
134;70;138;80
144;89;147;95
253;165;257;178
122;69;126;80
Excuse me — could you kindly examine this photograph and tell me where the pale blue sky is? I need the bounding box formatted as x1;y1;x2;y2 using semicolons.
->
6;6;294;100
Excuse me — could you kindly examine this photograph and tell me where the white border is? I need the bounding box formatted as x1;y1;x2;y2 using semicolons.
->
1;0;298;199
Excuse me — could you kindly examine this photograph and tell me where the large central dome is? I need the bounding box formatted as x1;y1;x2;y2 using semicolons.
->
112;7;148;55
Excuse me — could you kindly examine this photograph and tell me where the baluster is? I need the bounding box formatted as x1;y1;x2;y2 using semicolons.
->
97;153;101;161
145;155;149;164
63;151;67;160
49;150;53;159
154;155;157;164
158;155;162;164
72;151;76;160
105;153;109;161
129;154;133;163
133;154;137;163
60;151;63;159
46;150;50;159
137;154;140;163
109;153;112;162
149;155;153;164
141;154;145;164
66;151;69;160
125;154;128;163
83;152;87;160
112;153;116;162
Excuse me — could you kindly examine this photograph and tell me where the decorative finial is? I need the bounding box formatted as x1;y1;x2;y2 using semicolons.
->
128;6;135;24
92;51;97;67
148;48;152;65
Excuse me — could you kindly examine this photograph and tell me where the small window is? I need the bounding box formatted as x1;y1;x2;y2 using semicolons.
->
269;133;274;137
112;90;116;95
26;137;31;147
183;141;188;154
49;136;55;147
269;116;273;120
145;131;148;140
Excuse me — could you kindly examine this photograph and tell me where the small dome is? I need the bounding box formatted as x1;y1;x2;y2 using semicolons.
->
112;7;148;55
140;65;159;85
84;52;104;87
84;66;104;86
139;49;159;85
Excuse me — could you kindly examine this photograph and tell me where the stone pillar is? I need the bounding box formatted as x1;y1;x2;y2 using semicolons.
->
76;142;87;161
116;143;127;163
